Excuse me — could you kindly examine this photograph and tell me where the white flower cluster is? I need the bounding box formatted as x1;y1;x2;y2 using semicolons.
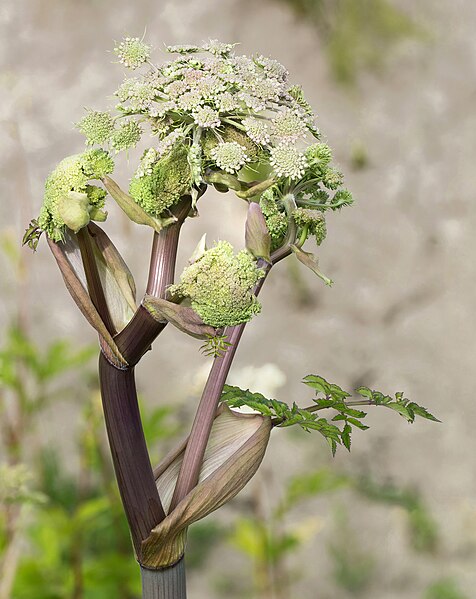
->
210;142;249;173
107;38;320;182
114;37;151;70
78;36;351;196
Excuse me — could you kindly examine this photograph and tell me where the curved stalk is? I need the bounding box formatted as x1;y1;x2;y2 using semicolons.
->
114;197;192;365
77;227;116;335
169;262;271;510
140;561;186;599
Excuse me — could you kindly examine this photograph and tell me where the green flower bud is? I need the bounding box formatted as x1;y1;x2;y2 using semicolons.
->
37;150;114;240
259;188;288;251
322;167;344;190
169;241;265;328
57;191;90;233
110;120;142;153
332;189;354;208
82;149;115;179
305;143;333;168
129;142;191;217
293;207;327;246
76;110;114;145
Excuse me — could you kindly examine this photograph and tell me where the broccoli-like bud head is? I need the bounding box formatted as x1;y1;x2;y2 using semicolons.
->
305;143;333;168
37;150;114;241
129;143;191;217
82;149;115;179
322;167;344;190
293;207;327;246
169;241;265;328
259;188;288;251
76;110;114;146
110;120;142;153
202;125;261;163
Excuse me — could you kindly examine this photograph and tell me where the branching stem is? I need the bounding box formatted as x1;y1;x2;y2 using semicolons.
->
300;398;377;414
169;260;271;510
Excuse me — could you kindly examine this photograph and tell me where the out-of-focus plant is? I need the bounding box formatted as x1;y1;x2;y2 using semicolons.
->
23;36;438;598
276;0;425;83
424;579;469;599
328;507;376;596
0;232;96;599
10;385;179;599
221;468;438;598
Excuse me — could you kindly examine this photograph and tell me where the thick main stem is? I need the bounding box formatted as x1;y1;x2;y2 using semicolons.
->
140;561;186;599
99;355;165;557
170;262;271;510
97;198;192;557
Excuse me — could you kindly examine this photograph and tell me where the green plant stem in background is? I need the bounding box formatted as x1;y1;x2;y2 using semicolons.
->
140;560;186;599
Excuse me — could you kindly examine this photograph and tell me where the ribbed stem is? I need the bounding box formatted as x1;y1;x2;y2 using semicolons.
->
141;561;187;599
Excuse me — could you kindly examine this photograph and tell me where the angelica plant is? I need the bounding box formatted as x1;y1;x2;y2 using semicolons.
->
24;36;438;599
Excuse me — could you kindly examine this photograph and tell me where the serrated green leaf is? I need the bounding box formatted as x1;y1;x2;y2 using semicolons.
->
303;374;332;394
385;402;414;422
407;402;441;423
342;423;352;451
355;386;374;400
347;417;370;430
332;414;347;422
341;407;367;418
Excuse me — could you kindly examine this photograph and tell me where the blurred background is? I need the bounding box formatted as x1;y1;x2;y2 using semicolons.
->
1;0;475;597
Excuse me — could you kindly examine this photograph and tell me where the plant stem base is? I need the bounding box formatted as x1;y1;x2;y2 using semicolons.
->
140;560;187;599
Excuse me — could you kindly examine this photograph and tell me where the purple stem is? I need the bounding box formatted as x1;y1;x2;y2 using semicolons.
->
169;261;271;510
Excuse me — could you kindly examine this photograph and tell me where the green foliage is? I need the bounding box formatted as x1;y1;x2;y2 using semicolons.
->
0;327;95;419
221;384;344;453
278;0;424;84
222;374;438;456
350;384;440;423
199;334;232;358
355;476;439;553
328;508;376;595
186;521;227;569
424;579;469;599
